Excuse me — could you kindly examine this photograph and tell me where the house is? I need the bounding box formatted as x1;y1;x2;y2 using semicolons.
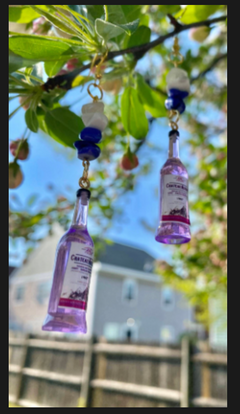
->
9;223;195;343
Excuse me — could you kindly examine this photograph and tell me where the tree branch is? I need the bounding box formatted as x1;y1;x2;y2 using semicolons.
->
190;53;227;82
42;15;227;92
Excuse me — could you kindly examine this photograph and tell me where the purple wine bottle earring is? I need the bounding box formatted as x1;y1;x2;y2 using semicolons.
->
42;53;109;333
155;37;191;245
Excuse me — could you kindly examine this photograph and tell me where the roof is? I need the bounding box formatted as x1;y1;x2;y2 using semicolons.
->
9;266;16;277
97;241;155;272
11;223;156;278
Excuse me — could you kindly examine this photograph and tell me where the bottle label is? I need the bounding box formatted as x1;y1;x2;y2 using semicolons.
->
59;243;94;310
161;174;190;225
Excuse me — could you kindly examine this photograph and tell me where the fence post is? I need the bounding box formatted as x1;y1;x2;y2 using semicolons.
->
201;341;211;399
93;337;107;407
15;333;30;404
78;336;94;408
180;336;190;407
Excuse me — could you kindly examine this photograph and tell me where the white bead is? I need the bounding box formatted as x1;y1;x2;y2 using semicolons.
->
166;68;190;93
82;102;104;114
82;112;108;131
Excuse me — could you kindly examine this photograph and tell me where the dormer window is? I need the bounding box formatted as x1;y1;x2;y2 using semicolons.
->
122;279;138;305
161;286;174;311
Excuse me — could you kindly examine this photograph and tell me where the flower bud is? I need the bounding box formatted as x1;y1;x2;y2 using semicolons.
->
9;162;23;189
120;153;139;170
189;27;210;43
32;17;47;34
102;78;122;95
10;139;29;160
66;58;79;70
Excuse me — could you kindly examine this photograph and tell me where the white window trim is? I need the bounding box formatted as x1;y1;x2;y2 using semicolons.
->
121;279;138;306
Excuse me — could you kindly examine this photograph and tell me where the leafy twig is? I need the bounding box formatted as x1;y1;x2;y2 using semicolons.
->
42;15;227;92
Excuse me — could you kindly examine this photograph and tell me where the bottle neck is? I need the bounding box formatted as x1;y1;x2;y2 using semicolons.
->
168;135;180;158
71;195;89;228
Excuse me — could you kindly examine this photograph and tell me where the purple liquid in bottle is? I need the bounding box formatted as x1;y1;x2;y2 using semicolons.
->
42;189;94;333
155;130;191;244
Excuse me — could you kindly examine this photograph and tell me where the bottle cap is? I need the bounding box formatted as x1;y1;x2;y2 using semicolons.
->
76;188;91;199
169;129;180;137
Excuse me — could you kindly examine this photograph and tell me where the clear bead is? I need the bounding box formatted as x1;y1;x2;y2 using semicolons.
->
82;101;104;114
82;112;108;131
166;68;190;93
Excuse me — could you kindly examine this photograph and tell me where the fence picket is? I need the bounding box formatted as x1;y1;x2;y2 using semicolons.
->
8;332;227;408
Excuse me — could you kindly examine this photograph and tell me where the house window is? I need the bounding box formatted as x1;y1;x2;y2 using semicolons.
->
120;319;138;342
122;279;138;305
160;326;175;344
15;285;25;302
161;286;174;311
36;281;52;305
143;261;154;272
103;323;120;341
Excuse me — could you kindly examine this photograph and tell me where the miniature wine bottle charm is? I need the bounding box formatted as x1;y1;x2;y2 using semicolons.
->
43;52;109;333
42;189;94;333
155;129;191;244
155;37;191;245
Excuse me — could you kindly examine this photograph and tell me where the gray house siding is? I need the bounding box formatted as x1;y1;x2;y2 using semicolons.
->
9;230;194;343
93;271;192;343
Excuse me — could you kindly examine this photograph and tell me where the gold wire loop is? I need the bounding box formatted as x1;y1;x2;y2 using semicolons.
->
87;49;108;101
87;82;103;101
168;52;184;67
168;37;184;67
79;177;90;188
79;160;90;189
168;109;180;130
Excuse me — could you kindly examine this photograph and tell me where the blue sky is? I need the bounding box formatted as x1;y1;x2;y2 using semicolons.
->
9;27;222;267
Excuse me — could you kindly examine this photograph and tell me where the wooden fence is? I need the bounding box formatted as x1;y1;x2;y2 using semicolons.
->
9;331;227;408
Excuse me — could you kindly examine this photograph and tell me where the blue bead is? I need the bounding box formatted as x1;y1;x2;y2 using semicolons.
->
165;97;186;114
80;127;102;143
73;141;101;161
168;88;189;99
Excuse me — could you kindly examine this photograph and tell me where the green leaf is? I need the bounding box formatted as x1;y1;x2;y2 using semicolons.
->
9;50;38;73
9;35;76;61
30;5;95;44
127;25;151;48
95;18;139;42
43;107;84;148
176;5;223;24
139;14;150;27
121;5;143;22
106;5;127;24
81;5;104;23
121;87;148;140
158;5;181;14
44;61;65;77
9;31;85;46
25;108;39;133
136;74;165;118
29;5;78;37
9;6;40;23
